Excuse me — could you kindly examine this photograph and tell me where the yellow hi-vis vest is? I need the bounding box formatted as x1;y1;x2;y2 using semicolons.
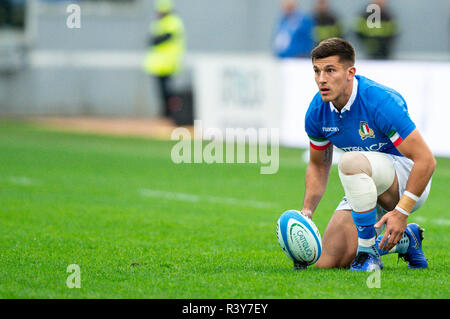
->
143;13;185;76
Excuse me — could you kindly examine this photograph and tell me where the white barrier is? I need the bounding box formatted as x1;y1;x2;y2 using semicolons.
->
193;54;282;135
193;55;450;157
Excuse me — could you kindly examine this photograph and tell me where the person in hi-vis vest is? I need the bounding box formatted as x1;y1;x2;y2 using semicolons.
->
353;0;398;59
143;0;185;118
313;0;343;44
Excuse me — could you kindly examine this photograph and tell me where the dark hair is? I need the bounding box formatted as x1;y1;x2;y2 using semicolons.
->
311;38;355;66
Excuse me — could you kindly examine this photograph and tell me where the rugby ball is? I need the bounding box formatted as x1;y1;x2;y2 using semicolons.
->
276;210;322;265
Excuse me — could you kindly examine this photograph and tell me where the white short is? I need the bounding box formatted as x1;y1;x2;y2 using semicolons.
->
335;152;432;215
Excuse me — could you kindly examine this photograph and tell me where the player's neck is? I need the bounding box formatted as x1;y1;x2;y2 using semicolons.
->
332;79;354;111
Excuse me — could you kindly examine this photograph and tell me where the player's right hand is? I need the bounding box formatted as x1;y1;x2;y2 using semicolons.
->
375;209;408;251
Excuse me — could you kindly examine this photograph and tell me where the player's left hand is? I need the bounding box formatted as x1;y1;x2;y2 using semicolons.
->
374;209;408;251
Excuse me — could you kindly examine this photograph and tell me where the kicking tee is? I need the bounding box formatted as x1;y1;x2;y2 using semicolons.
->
305;75;416;156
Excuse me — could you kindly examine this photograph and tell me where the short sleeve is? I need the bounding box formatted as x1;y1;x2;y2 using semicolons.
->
305;105;332;150
374;91;416;147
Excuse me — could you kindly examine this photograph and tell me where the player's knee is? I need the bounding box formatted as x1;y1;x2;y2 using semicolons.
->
316;246;356;269
316;254;354;269
338;153;377;212
316;256;338;268
338;151;372;176
339;151;396;199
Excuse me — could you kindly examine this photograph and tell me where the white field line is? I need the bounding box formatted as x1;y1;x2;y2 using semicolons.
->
7;176;38;186
139;188;275;209
411;216;450;226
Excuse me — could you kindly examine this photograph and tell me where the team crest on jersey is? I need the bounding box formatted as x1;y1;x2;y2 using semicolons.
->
359;121;375;140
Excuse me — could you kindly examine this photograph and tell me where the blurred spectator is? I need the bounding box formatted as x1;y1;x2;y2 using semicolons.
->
0;0;25;30
313;0;343;44
273;0;315;58
0;0;13;27
143;0;185;119
353;0;398;59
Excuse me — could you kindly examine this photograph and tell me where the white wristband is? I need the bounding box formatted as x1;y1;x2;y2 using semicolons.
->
395;205;410;216
404;191;420;202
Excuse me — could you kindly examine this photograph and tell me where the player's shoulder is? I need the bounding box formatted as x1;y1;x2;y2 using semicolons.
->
305;91;326;120
357;75;407;108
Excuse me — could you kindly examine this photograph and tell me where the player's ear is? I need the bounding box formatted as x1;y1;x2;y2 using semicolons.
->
347;65;356;80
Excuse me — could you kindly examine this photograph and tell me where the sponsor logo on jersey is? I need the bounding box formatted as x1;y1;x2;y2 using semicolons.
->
322;126;340;132
359;121;375;140
341;142;387;152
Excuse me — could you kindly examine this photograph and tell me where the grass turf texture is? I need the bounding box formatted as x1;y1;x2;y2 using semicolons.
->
0;121;449;299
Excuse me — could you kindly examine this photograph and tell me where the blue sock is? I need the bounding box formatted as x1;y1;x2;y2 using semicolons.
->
351;208;379;257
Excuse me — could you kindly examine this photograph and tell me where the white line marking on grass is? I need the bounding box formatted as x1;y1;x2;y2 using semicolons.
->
410;216;450;226
8;176;37;186
140;189;199;203
139;188;276;209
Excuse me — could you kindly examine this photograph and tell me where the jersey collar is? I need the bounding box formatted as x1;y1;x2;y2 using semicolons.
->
330;77;358;113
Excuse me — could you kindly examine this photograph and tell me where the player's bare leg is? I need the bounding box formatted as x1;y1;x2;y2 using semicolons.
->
315;209;357;268
377;173;399;211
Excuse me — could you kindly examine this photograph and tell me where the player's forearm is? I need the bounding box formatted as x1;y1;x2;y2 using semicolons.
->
394;153;436;217
302;162;331;216
394;129;436;216
404;155;436;200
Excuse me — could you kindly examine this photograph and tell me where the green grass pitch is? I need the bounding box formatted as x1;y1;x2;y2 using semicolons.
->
0;121;449;298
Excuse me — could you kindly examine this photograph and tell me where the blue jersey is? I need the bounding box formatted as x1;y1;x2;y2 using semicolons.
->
305;75;416;156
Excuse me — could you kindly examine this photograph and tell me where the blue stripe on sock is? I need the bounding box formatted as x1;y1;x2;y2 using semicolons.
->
351;207;377;226
356;225;376;239
351;208;377;240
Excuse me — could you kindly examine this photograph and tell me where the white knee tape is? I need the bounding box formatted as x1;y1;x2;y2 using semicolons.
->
338;171;377;212
361;152;396;195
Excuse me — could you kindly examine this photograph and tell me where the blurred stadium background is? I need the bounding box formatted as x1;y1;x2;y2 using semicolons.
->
0;0;449;132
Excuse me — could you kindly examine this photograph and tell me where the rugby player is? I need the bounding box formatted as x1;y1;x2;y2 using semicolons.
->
300;38;435;271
